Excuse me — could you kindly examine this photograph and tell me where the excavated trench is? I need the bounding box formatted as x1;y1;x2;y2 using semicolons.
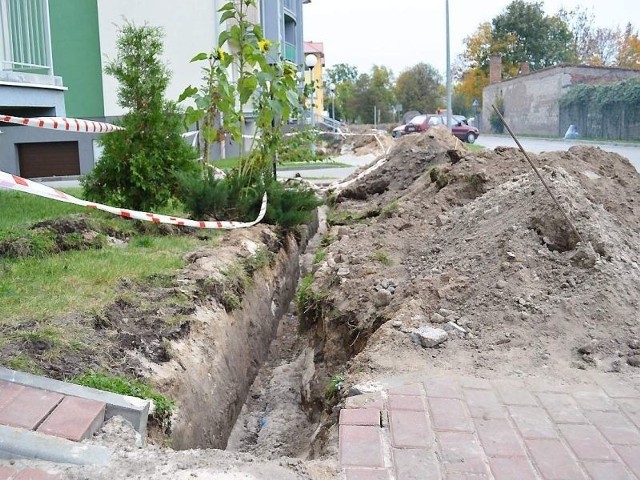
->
165;209;329;456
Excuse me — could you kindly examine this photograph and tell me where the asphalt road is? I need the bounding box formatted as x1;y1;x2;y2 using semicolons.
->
477;134;640;171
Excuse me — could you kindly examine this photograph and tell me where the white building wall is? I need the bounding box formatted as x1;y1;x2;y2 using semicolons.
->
96;0;221;117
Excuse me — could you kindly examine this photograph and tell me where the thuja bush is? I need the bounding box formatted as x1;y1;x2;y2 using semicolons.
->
82;23;198;211
179;171;321;230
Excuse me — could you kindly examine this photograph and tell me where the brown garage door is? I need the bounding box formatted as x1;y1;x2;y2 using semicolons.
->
18;141;80;178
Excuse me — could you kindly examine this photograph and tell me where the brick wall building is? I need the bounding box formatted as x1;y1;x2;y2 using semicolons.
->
482;62;640;137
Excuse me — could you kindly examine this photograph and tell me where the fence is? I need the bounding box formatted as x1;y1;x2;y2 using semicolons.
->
0;0;53;74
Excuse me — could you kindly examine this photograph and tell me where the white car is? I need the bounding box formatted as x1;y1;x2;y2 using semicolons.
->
392;125;406;138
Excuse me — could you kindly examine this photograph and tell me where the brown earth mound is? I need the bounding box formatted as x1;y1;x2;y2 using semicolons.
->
307;130;640;398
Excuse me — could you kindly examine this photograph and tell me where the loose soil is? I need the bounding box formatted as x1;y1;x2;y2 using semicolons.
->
3;127;640;478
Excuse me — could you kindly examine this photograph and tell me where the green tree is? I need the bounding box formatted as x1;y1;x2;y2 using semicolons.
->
454;68;488;112
491;0;573;72
348;66;395;124
180;0;300;178
395;63;444;115
82;22;198;211
617;23;640;68
326;63;359;122
326;63;358;85
559;6;621;65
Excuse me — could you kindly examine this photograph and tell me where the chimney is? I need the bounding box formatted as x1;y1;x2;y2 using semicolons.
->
519;62;530;75
489;55;502;84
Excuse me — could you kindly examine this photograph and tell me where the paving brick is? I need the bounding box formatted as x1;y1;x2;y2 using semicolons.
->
0;387;63;430
459;377;492;390
345;393;384;410
437;431;488;475
388;395;425;412
526;438;587;479
595;378;640;399
340;408;381;426
493;381;538;406
423;377;463;399
340;425;385;467
508;406;558;439
392;448;441;480
488;456;539;480
0;381;24;410
463;389;506;420
583;461;634;480
572;389;617;412
344;467;390;480
36;395;105;442
616;398;640;430
536;392;588;424
444;475;491;480
586;410;640;446
616;445;640;477
428;398;473;432
389;410;434;448
13;469;61;480
528;379;571;394
474;418;526;457
0;467;17;480
387;383;424;397
558;424;617;461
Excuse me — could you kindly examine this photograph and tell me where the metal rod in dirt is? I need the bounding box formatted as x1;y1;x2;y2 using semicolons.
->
491;104;584;244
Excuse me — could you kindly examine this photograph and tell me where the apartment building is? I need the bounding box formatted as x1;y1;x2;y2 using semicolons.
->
0;0;309;178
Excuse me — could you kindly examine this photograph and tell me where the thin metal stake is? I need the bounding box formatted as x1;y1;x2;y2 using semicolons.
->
491;104;584;244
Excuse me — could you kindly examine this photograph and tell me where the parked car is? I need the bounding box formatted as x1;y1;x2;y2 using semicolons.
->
392;124;406;138
404;114;479;143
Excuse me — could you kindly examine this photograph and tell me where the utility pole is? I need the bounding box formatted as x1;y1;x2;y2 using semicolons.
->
445;0;452;131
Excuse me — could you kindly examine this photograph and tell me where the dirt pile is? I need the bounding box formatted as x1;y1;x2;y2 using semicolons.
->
304;130;640;406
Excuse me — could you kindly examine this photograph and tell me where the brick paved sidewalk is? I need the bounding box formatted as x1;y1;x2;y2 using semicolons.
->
339;375;640;479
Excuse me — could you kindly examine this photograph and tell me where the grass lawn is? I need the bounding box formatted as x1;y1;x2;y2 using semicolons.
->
0;189;87;232
211;156;350;171
466;144;485;152
0;188;217;323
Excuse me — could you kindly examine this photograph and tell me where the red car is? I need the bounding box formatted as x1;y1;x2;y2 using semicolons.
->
404;114;479;143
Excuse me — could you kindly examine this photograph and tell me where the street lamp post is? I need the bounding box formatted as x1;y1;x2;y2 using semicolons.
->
305;54;318;127
329;82;336;131
445;0;452;131
305;54;318;155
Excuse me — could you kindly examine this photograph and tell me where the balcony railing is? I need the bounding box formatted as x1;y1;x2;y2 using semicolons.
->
283;0;296;14
0;0;53;74
284;42;296;63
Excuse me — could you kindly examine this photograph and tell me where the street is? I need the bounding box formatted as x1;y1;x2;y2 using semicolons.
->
478;134;640;171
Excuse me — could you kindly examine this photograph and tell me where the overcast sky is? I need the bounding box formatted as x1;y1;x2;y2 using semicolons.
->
304;0;638;78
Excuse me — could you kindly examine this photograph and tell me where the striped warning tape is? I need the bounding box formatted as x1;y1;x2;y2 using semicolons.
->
0;171;267;230
0;114;123;133
0;114;266;229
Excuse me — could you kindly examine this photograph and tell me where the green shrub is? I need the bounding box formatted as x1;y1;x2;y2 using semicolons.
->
373;250;391;266
295;274;329;333
313;248;326;264
82;23;198;211
325;373;345;402
429;168;450;189
179;171;321;230
489;95;505;134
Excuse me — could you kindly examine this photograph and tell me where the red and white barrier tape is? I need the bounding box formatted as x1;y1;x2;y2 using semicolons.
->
0;114;123;133
0;171;267;229
0;114;266;228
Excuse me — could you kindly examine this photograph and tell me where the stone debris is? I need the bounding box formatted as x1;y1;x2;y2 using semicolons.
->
444;321;467;338
411;326;448;348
